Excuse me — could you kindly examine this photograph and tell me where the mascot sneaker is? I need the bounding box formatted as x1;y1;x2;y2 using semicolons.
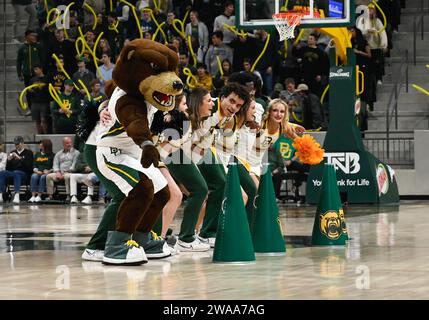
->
102;231;148;265
133;231;171;259
82;249;105;262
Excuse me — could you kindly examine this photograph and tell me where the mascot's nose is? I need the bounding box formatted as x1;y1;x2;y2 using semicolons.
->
172;81;183;91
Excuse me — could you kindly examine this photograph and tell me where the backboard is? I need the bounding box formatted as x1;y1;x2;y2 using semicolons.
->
236;0;355;29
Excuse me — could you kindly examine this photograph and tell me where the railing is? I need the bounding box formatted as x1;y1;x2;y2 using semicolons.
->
2;0;6;141
384;0;429;160
385;49;409;158
363;131;414;167
412;0;429;65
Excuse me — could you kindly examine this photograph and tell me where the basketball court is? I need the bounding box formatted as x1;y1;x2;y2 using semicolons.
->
1;201;427;299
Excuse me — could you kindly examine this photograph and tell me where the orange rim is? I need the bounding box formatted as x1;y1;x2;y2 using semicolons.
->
272;10;321;23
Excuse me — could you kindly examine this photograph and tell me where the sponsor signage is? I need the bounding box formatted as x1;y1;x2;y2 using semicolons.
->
329;68;351;79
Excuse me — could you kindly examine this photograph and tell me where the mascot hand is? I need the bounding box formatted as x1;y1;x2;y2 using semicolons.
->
141;144;160;168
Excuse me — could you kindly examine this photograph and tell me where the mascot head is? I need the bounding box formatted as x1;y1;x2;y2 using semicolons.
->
113;39;183;111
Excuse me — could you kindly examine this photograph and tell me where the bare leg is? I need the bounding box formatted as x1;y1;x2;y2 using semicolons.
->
250;173;260;190
195;198;207;235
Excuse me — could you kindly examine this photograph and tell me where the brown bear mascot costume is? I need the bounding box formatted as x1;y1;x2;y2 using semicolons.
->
96;39;183;265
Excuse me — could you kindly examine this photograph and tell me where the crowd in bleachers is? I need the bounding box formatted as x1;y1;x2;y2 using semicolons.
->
7;0;403;203
0;135;106;204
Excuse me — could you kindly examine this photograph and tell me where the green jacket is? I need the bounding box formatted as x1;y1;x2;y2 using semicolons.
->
51;92;80;132
16;43;45;78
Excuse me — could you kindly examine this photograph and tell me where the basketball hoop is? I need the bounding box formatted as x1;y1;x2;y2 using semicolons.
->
272;12;304;41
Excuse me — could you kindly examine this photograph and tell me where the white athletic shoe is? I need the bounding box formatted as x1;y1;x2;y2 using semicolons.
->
28;196;36;203
82;249;105;262
12;193;20;204
81;196;92;205
34;195;42;203
175;238;210;252
197;235;216;248
70;195;79;204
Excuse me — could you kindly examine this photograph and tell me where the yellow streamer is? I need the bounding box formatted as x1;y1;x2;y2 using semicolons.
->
152;21;166;42
216;56;223;76
19;83;46;110
251;33;270;72
51;53;80;91
371;1;387;34
172;18;186;39
78;79;91;101
293;28;305;46
222;23;248;37
119;0;142;39
143;8;167;42
83;3;98;31
320;84;329;104
62;2;75;40
91;32;104;80
171;10;189;40
44;0;49;11
49;83;71;118
108;20;119;33
187;35;198;67
75;36;85;57
46;7;60;26
280;0;289;11
291;111;303;123
183;9;190;25
183;67;198;89
109;0;113;12
77;27;105;80
413;84;429;97
306;127;322;132
153;0;160;10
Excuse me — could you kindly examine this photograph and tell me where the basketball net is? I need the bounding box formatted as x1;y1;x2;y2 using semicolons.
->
272;12;304;41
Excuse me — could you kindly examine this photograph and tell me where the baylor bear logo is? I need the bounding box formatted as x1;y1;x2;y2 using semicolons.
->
320;211;342;240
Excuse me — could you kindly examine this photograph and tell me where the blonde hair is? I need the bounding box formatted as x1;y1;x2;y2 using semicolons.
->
262;98;290;129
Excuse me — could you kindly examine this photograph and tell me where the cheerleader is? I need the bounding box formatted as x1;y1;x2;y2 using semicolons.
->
151;92;211;252
188;84;249;247
213;98;258;224
247;98;305;189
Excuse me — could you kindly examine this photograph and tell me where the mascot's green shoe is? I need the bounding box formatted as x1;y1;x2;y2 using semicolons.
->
102;231;148;265
133;231;171;259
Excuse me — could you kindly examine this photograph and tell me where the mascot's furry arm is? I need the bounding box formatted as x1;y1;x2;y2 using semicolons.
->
116;95;160;168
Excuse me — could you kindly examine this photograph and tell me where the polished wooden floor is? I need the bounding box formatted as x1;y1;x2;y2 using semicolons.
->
0;200;427;299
